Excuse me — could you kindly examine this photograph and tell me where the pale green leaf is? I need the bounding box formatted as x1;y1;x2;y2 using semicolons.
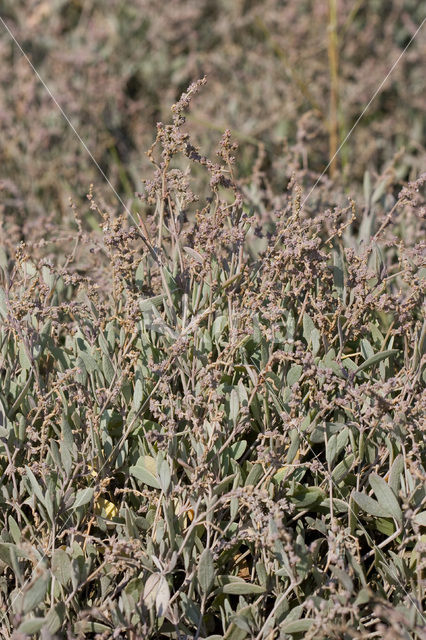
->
18;618;47;634
156;576;170;617
130;456;160;489
73;487;94;509
281;619;314;633
369;473;402;523
198;548;214;593
355;349;398;374
413;512;426;526
22;575;49;614
352;491;391;518
222;583;265;595
51;548;72;586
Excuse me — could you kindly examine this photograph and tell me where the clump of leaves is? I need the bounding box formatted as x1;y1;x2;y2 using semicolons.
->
0;82;424;639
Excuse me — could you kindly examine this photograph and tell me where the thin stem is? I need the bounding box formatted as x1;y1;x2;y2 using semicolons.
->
327;0;340;177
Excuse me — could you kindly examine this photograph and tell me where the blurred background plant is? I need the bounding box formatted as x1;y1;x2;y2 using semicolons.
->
0;0;425;248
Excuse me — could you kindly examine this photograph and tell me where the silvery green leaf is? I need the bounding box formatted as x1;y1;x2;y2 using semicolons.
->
139;294;166;312
311;328;320;356
51;548;72;586
102;353;115;384
46;602;65;634
352;491;391;518
355;349;398;374
245;463;263;486
222;583;265;595
180;593;201;626
184;246;204;263
25;467;46;507
413;512;426;526
133;378;143;411
158;459;171;493
155;576;170;617
130;460;160;489
78;350;97;374
17;618;47;634
280;619;314;633
229;440;247;461
332;454;354;483
388;454;404;495
369;473;402;523
73;487;94;509
19;343;31;372
143;572;161;608
198;548;214;593
287;364;302;387
8;516;21;545
326;433;338;467
303;313;315;345
22;574;49;613
76;356;87;385
232;615;252;633
229;388;239;424
0;287;7;318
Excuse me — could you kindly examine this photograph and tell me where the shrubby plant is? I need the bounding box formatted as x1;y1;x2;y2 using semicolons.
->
0;79;424;639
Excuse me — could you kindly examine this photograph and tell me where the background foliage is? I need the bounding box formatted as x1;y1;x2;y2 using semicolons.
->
1;0;425;238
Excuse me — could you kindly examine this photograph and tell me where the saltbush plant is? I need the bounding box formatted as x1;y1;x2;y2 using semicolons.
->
0;81;425;639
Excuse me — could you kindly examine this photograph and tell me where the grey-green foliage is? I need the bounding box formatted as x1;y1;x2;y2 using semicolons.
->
0;90;424;639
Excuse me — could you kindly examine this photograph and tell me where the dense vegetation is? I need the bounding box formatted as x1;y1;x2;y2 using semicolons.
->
0;2;425;639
